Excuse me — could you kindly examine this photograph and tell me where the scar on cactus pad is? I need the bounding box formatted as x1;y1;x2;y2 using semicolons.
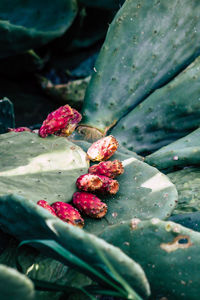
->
39;104;82;138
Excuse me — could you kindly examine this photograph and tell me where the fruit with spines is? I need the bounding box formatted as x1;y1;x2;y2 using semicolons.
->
73;192;107;218
89;159;124;178
39;105;82;138
97;175;119;195
37;200;57;216
76;174;103;192
51;202;84;228
8;127;31;133
87;135;118;161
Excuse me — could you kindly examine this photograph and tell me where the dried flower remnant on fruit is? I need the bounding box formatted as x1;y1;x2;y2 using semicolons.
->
89;160;124;178
76;174;103;192
97;175;119;195
51;202;84;228
8;127;32;132
73;192;107;218
87;135;118;161
37;200;57;216
38;104;82;138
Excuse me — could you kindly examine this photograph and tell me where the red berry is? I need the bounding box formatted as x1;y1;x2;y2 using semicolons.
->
87;135;118;161
51;202;84;228
89;160;124;178
73;192;107;218
76;174;103;192
37;200;57;216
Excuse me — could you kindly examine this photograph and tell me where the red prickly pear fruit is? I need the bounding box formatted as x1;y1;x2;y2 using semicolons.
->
8;127;32;132
88;160;124;178
73;192;107;218
37;200;57;216
38;104;82;138
87;135;118;162
76;174;103;192
97;175;119;195
59;109;82;137
51;202;84;228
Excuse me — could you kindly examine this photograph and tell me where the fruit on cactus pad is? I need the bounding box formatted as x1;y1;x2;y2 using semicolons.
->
76;174;103;192
87;135;118;161
37;200;57;216
97;175;119;195
88;160;124;178
51;202;84;228
39;105;82;138
8;127;31;132
73;192;107;218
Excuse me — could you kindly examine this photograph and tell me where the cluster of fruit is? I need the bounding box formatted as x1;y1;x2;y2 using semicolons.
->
37;135;124;228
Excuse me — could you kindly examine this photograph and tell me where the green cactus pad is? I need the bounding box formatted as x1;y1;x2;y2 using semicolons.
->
0;132;89;203
39;76;91;110
111;55;200;155
169;212;200;232
145;127;200;170
0;264;34;300
79;0;200;138
84;149;178;234
0;195;150;298
167;167;200;215
0;0;78;58
0;98;15;133
100;218;200;299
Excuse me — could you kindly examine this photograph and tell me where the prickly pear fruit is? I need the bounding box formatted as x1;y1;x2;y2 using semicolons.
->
51;202;84;228
73;192;107;218
76;174;103;192
38;105;82;138
88;160;124;178
87;135;118;161
97;175;119;195
37;200;57;216
8;127;31;132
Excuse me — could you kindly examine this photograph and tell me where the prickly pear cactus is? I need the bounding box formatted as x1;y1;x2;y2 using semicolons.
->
0;194;150;299
145;127;200;170
0;264;35;300
0;0;78;58
167;167;200;215
111;55;200;155
0;132;89;203
79;0;200;139
84;148;178;234
0;98;15;133
100;218;200;299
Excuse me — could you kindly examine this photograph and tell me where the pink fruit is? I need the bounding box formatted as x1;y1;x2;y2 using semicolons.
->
51;202;84;228
88;160;124;178
76;174;103;192
87;135;118;161
73;192;107;218
8;127;32;132
37;200;57;216
38;105;82;138
97;175;119;195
